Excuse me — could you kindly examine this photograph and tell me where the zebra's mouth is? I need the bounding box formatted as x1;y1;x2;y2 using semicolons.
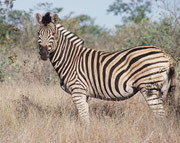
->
39;47;49;60
40;54;49;60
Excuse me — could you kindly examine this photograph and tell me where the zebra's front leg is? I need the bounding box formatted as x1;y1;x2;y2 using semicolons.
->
72;89;89;125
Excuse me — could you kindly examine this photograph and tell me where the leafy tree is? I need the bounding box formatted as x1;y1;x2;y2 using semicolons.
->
107;0;152;24
0;0;15;22
7;10;32;26
0;0;17;43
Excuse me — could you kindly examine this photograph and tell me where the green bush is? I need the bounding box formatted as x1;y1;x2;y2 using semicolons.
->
112;18;180;60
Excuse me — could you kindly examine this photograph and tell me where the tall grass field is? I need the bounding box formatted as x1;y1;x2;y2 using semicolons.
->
0;80;179;143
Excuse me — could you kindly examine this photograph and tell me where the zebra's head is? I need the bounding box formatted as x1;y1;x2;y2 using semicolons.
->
35;12;59;60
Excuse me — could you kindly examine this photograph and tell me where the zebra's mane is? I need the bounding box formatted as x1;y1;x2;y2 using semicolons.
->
42;12;51;26
56;24;84;47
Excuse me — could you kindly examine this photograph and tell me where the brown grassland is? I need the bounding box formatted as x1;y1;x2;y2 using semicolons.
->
0;79;179;143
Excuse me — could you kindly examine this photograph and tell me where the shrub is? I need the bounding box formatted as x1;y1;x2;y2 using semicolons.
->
113;18;180;60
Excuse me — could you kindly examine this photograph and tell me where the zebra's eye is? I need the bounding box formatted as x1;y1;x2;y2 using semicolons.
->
38;37;41;42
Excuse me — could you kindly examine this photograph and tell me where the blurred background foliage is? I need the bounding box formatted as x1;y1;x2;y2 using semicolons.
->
0;0;180;83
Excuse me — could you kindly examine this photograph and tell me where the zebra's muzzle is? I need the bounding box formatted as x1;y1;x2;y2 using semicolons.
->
39;46;49;60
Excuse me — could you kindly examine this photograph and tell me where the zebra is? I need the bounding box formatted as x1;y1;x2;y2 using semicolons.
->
35;12;176;124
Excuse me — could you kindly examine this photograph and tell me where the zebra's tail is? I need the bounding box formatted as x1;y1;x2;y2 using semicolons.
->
167;66;176;104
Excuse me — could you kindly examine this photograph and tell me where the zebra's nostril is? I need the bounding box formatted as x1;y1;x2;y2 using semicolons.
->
39;45;43;51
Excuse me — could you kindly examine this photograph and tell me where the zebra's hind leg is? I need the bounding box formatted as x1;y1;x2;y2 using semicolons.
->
72;90;89;125
140;86;166;117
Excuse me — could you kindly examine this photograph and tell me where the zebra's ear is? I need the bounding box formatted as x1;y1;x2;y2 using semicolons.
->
51;14;59;24
35;13;42;24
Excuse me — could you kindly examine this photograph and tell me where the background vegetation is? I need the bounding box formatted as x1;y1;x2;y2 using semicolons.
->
0;0;180;83
0;0;180;142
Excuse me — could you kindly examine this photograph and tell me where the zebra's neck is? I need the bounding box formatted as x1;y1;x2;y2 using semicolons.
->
49;24;84;85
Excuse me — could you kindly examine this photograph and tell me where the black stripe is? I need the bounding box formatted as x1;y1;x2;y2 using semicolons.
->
71;87;85;91
72;92;86;95
79;49;86;73
149;103;162;106
101;52;112;63
75;50;88;87
137;80;163;90
64;64;76;84
96;51;104;99
91;51;98;97
78;67;88;87
147;97;162;101
85;49;96;95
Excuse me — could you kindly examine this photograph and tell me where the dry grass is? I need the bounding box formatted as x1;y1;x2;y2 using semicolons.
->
0;81;179;143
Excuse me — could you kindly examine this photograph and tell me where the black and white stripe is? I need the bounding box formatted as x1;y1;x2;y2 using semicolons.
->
36;13;176;124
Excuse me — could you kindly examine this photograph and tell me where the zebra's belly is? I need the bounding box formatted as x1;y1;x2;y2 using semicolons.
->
88;85;136;101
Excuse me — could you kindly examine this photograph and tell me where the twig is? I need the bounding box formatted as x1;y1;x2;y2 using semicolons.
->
143;131;154;143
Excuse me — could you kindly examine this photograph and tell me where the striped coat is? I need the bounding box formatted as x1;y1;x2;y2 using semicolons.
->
36;12;176;124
